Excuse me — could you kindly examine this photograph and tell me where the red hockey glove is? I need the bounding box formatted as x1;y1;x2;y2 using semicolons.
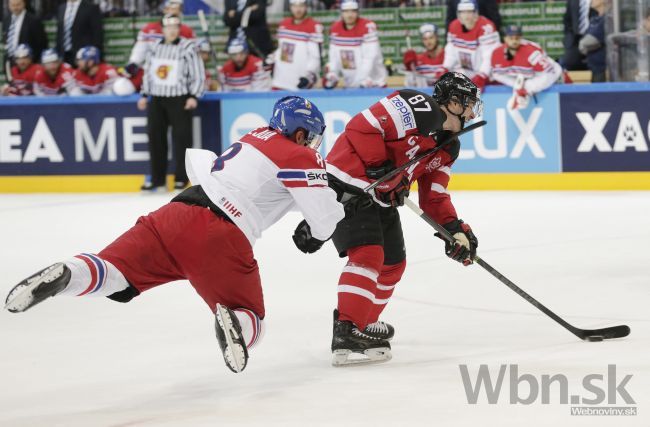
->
367;161;410;207
471;73;488;90
515;87;528;98
435;219;478;266
403;49;418;71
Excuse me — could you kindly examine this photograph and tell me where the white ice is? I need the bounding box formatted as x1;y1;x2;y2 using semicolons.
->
0;191;648;427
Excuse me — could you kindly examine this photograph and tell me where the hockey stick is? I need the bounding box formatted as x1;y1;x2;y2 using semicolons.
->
364;120;486;193
403;197;631;342
198;9;218;63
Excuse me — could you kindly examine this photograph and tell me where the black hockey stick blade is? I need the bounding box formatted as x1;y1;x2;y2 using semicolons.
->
403;198;631;342
364;120;486;193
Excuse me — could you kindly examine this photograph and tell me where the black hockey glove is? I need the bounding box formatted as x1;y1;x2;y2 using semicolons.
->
366;161;410;207
435;219;478;266
292;220;327;254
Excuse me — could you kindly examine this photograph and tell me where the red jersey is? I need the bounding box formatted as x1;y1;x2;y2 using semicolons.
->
33;63;76;96
406;49;446;87
73;63;118;94
5;63;41;96
490;39;562;94
326;89;458;224
217;55;271;92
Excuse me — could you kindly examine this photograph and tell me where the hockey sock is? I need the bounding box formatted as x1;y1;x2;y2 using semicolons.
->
57;254;130;297
367;260;406;324
337;245;384;330
233;308;264;350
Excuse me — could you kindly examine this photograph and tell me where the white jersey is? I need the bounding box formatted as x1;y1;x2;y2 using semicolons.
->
327;18;387;88
272;17;323;90
185;128;344;246
443;16;499;79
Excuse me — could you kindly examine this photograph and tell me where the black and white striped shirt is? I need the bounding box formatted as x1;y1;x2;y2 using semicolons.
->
142;38;205;98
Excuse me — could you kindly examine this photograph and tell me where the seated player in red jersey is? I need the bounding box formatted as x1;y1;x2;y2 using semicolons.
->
72;46;119;95
217;38;271;92
402;23;446;88
2;44;41;96
490;25;562;110
197;39;218;91
324;72;482;366
33;49;77;96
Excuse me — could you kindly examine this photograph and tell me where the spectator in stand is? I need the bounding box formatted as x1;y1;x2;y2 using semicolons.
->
224;0;274;57
2;0;48;71
124;0;195;78
2;44;40;96
560;0;592;70
446;0;501;32
72;46;118;94
442;0;499;90
271;0;323;90
33;48;78;96
402;23;446;87
217;38;271;92
579;0;608;82
197;39;219;91
56;0;104;66
323;0;386;89
490;25;562;110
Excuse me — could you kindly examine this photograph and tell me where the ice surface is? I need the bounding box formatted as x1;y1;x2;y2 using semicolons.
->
0;192;648;427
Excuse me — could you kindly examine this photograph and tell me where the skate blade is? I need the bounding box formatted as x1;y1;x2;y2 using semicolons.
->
332;347;392;367
5;264;66;313
215;304;248;373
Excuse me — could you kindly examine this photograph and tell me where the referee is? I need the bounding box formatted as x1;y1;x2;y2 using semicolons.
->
137;14;205;192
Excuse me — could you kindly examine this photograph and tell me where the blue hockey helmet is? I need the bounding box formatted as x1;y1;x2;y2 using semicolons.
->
76;46;100;63
227;38;249;55
13;43;32;59
269;96;326;149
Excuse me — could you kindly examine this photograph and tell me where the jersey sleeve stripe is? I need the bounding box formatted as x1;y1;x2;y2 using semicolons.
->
431;183;449;194
438;166;451;176
361;108;385;136
277;170;307;179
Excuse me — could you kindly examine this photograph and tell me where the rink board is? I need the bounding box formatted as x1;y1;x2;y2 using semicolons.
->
1;84;649;192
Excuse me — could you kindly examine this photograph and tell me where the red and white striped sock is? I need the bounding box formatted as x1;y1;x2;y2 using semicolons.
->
337;245;384;330
233;308;264;350
368;260;406;324
58;254;130;297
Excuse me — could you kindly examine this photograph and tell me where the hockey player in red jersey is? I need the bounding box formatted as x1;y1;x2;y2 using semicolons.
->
323;0;386;89
5;96;344;374
72;46;118;95
442;0;499;90
324;72;482;365
218;38;271;92
33;49;77;96
1;44;41;96
490;25;562;110
272;0;323;90
402;23;446;88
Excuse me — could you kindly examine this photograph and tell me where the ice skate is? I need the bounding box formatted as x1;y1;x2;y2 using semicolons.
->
331;310;391;367
363;320;395;341
5;263;71;313
215;303;249;373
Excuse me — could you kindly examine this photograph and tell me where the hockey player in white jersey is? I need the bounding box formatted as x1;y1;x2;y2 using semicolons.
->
442;0;499;90
271;0;323;90
323;0;387;89
4;96;344;374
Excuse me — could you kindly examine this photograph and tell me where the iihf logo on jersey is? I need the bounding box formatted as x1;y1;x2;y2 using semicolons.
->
219;197;243;218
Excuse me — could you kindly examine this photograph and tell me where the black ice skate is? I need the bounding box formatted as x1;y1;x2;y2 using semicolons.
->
215;303;249;373
331;309;391;367
4;263;71;313
363;320;395;341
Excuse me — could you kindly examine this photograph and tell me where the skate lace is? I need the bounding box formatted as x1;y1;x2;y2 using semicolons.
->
365;321;389;335
352;327;381;340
